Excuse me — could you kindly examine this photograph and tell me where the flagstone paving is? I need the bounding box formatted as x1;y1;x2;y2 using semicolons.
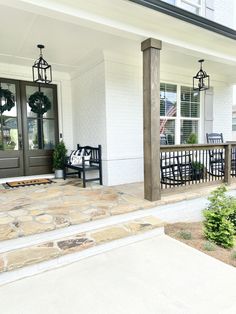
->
0;216;164;273
0;179;154;241
1;178;236;242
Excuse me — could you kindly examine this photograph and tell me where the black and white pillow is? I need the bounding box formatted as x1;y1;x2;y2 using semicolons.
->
69;149;84;164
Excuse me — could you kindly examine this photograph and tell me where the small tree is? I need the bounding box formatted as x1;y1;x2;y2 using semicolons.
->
53;141;67;170
203;185;235;248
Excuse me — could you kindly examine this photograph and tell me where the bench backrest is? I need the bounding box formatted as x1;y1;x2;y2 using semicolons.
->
77;144;102;163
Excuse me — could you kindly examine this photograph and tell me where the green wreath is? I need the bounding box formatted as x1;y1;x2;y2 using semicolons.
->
28;91;51;115
0;87;15;114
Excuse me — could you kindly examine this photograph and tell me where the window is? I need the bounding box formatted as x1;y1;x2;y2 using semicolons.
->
162;0;176;4
160;83;177;145
179;0;202;15
160;83;201;144
180;86;200;143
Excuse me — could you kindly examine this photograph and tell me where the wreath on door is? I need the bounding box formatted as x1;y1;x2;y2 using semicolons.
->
0;87;15;114
28;91;51;115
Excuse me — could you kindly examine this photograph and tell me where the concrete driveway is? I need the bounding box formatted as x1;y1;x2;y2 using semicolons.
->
0;235;235;314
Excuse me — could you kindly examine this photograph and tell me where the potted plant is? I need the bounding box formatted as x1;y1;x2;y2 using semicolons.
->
53;140;67;179
192;161;205;180
187;133;198;144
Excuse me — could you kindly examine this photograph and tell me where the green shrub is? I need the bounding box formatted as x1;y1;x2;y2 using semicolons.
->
187;133;198;144
203;241;216;251
203;185;235;249
53;141;67;170
228;202;236;234
178;230;192;240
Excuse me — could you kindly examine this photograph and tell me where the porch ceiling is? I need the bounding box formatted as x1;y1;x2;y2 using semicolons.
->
0;4;138;73
0;0;236;83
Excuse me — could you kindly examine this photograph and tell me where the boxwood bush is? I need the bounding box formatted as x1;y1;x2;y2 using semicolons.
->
203;185;235;249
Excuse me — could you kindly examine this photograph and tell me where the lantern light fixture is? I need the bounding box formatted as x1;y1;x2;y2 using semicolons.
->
32;44;52;84
193;59;210;92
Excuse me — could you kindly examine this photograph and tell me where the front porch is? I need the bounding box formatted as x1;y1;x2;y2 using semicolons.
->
2;176;235;243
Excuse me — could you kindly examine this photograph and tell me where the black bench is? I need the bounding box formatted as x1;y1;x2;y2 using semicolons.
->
63;144;102;188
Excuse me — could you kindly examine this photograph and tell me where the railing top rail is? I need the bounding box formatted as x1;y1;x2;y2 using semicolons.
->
160;143;234;151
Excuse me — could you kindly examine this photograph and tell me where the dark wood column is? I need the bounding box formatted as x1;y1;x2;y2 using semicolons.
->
141;38;162;201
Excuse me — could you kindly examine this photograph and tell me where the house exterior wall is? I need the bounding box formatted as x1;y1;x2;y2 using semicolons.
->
214;0;235;29
100;52;234;185
71;59;109;184
213;85;233;141
104;55;143;185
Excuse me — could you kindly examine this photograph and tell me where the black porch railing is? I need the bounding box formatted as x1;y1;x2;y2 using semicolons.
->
160;143;236;190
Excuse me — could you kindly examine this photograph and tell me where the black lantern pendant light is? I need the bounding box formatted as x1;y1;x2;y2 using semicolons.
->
32;44;52;84
193;59;210;92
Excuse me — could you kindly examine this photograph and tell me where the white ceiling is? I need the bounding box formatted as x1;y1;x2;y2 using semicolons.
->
0;1;236;82
0;4;139;72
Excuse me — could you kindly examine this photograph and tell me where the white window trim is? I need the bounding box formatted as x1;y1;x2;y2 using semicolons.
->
160;81;203;144
176;0;206;17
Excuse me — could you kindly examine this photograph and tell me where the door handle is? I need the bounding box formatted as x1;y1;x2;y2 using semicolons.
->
19;134;23;150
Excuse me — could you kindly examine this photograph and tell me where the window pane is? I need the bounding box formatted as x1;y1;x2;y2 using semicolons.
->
181;2;200;14
160;83;177;117
181;86;200;118
181;120;199;144
0;82;17;117
162;0;176;4
160;119;175;144
26;85;54;119
28;119;38;150
28;118;55;150
0;116;18;150
43;119;55;150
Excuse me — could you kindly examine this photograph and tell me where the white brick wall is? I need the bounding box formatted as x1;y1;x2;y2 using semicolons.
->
213;85;233;141
71;60;109;184
104;58;143;185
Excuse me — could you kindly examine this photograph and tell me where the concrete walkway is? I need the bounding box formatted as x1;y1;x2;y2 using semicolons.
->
0;235;235;314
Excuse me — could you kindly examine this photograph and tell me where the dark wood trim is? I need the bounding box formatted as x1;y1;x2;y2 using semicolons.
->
0;78;24;177
142;38;162;201
129;0;236;40
20;80;59;176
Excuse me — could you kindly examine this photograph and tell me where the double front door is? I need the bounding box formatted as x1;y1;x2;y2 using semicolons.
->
0;78;59;178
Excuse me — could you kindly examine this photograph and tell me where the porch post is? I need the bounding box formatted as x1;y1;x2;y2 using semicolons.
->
141;38;162;201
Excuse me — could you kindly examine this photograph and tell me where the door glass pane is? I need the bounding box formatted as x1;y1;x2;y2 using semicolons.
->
0;82;18;151
26;85;54;119
43;119;55;149
0;82;17;117
28;118;55;150
0;117;18;150
28;119;38;150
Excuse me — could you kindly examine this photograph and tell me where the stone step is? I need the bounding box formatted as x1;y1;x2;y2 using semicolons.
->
0;215;164;285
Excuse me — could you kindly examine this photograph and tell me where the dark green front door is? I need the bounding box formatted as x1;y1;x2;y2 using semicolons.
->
0;78;59;178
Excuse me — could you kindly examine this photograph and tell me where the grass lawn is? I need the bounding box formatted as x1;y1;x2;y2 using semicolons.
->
165;222;236;267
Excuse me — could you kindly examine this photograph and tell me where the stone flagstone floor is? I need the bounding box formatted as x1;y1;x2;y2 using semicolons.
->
1;177;236;243
0;179;153;242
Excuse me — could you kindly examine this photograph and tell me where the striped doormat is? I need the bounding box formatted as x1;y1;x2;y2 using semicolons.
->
5;178;53;188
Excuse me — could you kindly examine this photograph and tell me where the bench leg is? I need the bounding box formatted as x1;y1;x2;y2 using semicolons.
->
78;171;81;179
63;168;66;180
82;168;86;188
99;163;103;185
